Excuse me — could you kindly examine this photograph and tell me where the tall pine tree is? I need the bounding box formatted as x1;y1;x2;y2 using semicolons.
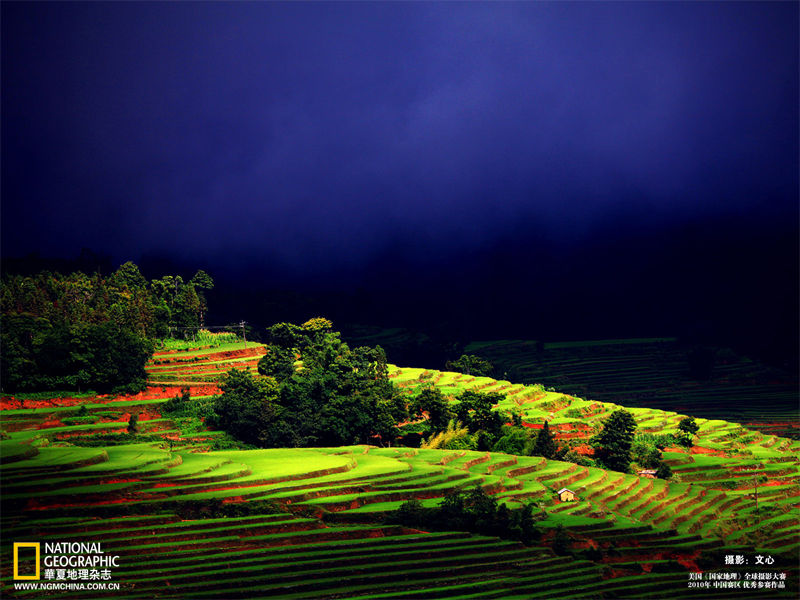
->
591;410;637;472
531;421;557;459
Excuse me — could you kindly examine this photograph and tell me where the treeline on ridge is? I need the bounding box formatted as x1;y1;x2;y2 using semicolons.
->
1;262;213;393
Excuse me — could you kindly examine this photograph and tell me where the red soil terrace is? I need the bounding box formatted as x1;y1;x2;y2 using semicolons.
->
1;385;221;411
152;347;266;361
146;360;260;374
689;446;727;457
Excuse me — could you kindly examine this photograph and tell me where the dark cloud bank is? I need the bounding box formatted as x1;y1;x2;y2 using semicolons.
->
2;2;797;365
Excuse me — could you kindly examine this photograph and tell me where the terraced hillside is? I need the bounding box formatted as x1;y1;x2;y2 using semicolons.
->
463;338;799;438
146;342;267;385
1;343;797;598
2;440;798;598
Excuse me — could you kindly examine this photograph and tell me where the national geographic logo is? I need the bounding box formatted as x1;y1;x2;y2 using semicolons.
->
13;542;40;580
12;541;120;581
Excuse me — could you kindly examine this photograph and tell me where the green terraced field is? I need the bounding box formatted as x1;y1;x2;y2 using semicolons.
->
1;435;798;597
1;343;798;598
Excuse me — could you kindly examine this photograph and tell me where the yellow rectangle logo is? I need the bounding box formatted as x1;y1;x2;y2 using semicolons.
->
13;542;40;580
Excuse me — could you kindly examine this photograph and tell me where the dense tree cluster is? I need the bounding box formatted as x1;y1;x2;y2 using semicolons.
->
389;486;541;546
1;319;154;393
1;262;213;337
213;319;402;447
630;435;673;479
1;262;213;392
411;386;577;461
414;388;509;451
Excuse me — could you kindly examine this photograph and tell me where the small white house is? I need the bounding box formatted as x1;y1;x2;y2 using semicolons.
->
557;488;576;502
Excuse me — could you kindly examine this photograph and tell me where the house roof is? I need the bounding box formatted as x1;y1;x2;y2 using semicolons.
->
556;488;574;495
638;469;658;474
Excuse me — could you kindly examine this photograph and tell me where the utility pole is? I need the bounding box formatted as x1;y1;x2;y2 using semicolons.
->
240;321;247;349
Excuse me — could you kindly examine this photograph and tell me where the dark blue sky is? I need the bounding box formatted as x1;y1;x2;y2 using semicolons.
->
2;2;798;359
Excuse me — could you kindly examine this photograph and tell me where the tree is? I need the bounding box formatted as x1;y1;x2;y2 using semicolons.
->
677;417;699;437
552;525;572;556
463;486;500;533
257;345;296;382
638;446;663;470
0;314;50;392
530;420;558;459
454;390;505;438
413;387;453;432
656;462;672;479
591;410;637;473
190;269;214;291
631;439;671;478
300;317;333;332
383;390;410;423
266;321;303;348
446;354;493;377
150;272;213;330
213;369;284;447
492;426;532;455
110;261;147;290
508;502;541;545
189;270;214;326
393;498;427;527
127;413;139;434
